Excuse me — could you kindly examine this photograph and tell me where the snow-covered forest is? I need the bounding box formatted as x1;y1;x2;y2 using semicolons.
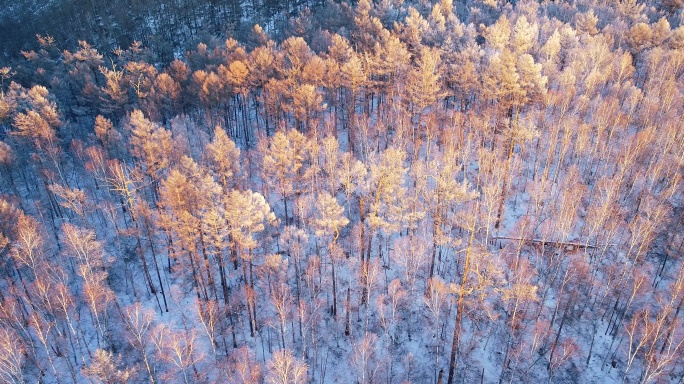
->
1;0;684;382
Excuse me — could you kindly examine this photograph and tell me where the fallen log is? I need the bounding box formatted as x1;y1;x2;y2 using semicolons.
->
491;236;617;250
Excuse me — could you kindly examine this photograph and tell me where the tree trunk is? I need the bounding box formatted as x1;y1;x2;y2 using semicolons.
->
447;224;476;384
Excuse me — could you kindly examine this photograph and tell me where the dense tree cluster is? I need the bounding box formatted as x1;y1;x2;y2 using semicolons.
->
0;0;684;382
0;0;334;64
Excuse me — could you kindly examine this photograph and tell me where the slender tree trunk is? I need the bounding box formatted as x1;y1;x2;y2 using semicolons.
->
331;257;338;320
548;298;573;372
495;137;515;229
345;287;352;336
447;223;476;384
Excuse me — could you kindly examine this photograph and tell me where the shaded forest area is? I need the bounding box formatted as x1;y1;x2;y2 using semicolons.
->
1;0;684;382
0;0;330;64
